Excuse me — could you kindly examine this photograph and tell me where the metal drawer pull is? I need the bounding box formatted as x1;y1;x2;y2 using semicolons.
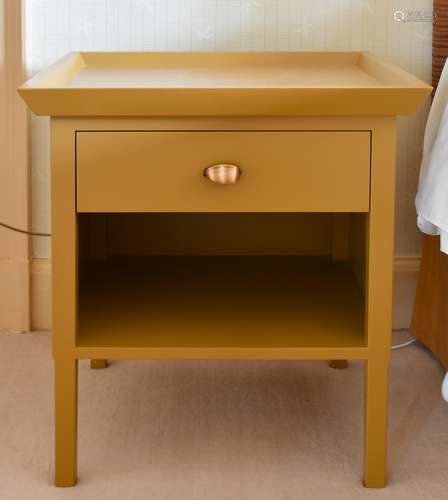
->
203;163;242;184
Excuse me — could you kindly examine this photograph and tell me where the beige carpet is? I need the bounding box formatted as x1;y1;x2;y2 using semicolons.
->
0;331;447;500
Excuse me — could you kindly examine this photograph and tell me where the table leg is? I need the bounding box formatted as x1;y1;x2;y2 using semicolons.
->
328;360;348;369
363;356;389;488
54;357;78;487
90;359;108;369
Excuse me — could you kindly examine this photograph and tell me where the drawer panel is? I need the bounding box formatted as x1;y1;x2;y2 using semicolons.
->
76;131;371;213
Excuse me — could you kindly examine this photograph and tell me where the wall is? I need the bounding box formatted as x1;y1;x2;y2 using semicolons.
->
25;0;433;329
0;0;31;331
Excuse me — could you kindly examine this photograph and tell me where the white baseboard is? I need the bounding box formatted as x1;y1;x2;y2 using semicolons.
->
0;257;31;332
30;258;51;331
30;256;421;332
392;256;421;330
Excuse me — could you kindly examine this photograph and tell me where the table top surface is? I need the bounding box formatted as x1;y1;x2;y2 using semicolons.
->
68;65;380;89
18;51;432;117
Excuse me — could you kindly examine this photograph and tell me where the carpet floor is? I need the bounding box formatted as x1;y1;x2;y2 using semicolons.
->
0;331;447;500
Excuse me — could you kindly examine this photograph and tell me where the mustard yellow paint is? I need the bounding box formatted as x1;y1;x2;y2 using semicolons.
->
90;359;108;369
18;52;432;489
77;257;366;354
18;52;431;117
76;131;371;213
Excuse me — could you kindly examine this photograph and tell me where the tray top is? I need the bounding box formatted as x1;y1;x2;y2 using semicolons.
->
18;52;432;117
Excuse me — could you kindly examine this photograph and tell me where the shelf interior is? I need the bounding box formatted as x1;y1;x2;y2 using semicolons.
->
77;256;365;350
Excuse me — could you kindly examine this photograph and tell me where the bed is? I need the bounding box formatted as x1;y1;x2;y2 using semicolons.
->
411;0;448;368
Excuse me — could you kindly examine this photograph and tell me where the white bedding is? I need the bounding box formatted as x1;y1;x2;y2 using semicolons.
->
416;59;448;254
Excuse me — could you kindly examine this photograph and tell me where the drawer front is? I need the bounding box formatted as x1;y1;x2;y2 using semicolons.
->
76;131;371;213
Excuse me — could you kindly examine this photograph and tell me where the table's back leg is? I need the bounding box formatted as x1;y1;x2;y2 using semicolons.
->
330;215;350;371
328;360;348;369
90;359;108;369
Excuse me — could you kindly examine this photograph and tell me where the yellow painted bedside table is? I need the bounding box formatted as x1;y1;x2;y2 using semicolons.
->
19;52;431;488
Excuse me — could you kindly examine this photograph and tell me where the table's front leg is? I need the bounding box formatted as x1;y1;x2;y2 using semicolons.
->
364;355;389;488
363;119;396;488
51;119;78;486
54;358;78;486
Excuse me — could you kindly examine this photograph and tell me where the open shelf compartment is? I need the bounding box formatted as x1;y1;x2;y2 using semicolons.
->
77;213;367;357
78;255;365;351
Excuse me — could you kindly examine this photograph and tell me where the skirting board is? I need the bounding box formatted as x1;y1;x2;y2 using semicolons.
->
0;257;31;332
392;256;421;331
30;258;52;331
30;257;421;332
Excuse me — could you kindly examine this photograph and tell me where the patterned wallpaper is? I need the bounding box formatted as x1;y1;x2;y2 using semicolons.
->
26;0;433;258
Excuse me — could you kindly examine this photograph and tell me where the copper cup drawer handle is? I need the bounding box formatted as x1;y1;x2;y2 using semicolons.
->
203;163;242;184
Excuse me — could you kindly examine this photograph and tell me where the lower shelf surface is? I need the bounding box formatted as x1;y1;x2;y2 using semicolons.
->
77;256;365;352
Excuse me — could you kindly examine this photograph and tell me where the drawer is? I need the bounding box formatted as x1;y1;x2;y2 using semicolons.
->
76;131;371;213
